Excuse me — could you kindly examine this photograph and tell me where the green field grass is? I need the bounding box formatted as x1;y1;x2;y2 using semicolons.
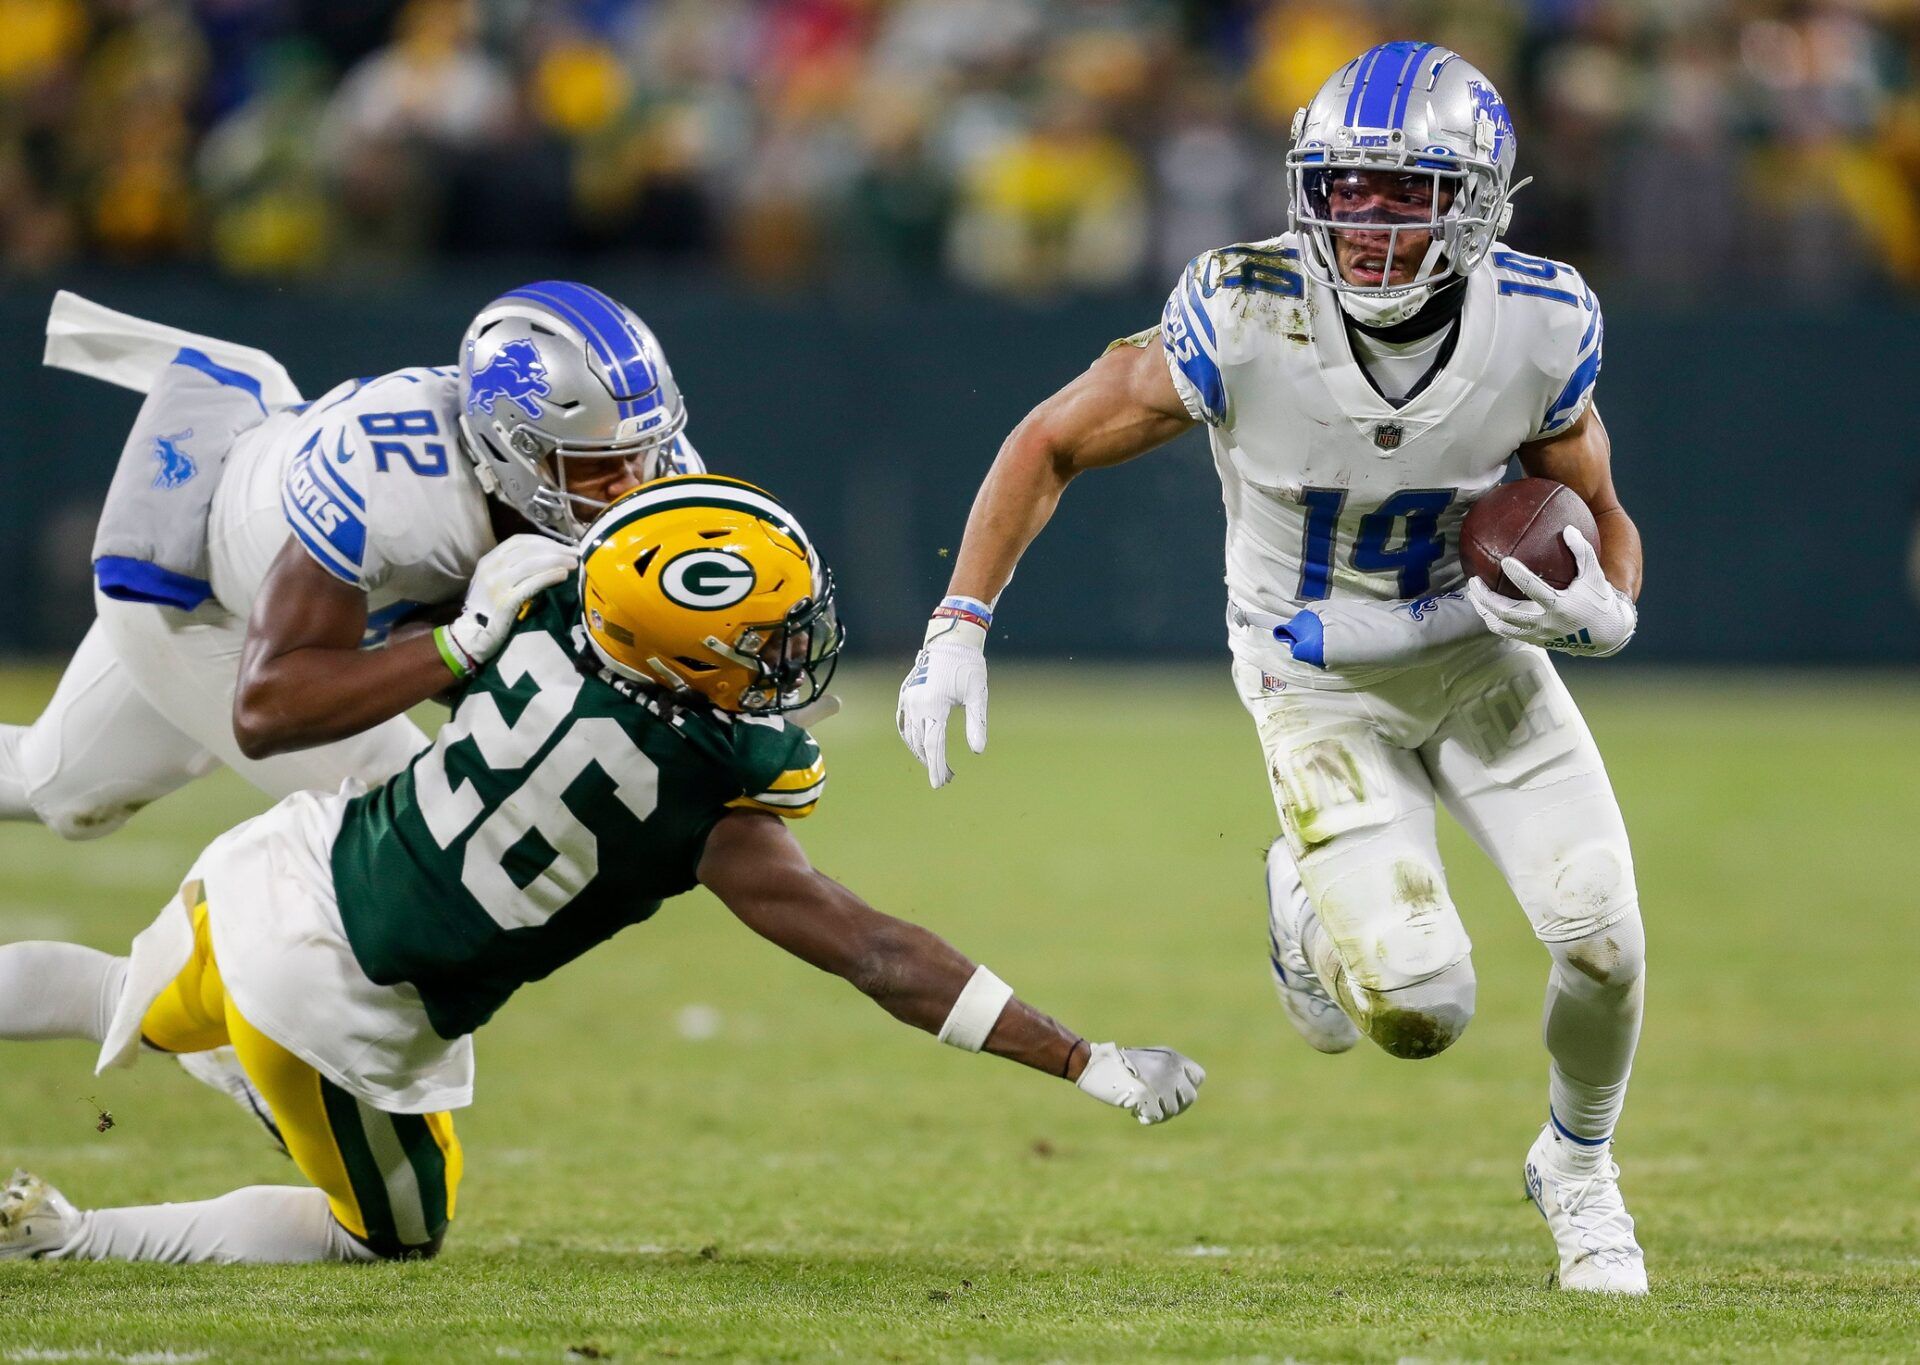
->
1;663;1916;1362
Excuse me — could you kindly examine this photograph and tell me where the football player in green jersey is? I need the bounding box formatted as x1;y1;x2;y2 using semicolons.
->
0;476;1204;1264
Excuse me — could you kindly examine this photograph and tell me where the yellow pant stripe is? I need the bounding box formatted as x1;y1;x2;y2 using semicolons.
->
139;899;460;1253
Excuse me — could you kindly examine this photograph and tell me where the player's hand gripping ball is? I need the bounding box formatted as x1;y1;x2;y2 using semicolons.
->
1462;480;1636;657
1459;477;1598;598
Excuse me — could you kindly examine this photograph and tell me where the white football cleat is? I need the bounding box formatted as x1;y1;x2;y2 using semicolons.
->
177;1046;288;1157
0;1170;77;1259
1524;1122;1648;1294
1264;839;1359;1054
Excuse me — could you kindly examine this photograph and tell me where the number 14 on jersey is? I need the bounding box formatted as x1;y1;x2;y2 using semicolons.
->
1298;487;1456;600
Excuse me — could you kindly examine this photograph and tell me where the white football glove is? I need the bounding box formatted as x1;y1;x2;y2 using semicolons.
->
1075;1042;1206;1125
897;604;990;789
440;534;579;676
1465;526;1636;657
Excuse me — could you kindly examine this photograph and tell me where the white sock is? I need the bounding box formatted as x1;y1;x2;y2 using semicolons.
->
1542;915;1646;1150
0;942;127;1043
0;724;30;820
53;1186;381;1264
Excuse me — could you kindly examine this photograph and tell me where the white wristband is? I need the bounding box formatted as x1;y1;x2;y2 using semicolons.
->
937;965;1014;1052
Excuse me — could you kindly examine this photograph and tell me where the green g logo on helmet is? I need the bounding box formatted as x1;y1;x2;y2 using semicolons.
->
659;549;757;610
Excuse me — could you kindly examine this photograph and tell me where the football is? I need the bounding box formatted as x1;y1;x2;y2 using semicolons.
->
1459;477;1599;598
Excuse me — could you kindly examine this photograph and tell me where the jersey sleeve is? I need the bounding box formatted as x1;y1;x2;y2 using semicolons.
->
724;716;826;819
1160;253;1231;427
1521;263;1605;441
281;373;489;602
280;424;381;590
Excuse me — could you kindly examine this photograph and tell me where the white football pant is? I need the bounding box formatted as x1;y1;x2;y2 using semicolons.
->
1235;635;1646;1139
0;590;426;840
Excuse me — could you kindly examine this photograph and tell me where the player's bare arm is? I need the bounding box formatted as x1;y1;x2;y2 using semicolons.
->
234;531;575;759
1517;404;1643;600
946;339;1194;605
700;809;1123;1082
898;342;1192;786
232;542;463;759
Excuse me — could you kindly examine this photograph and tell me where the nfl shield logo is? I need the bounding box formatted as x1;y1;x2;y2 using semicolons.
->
1372;422;1404;451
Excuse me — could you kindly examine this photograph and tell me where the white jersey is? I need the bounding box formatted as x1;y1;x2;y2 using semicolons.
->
208;366;495;643
1160;232;1602;657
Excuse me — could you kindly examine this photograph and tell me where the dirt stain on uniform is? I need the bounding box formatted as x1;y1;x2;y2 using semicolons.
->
1565;935;1622;985
1392;861;1444;911
1364;1007;1455;1060
1277;739;1367;850
68;800;148;832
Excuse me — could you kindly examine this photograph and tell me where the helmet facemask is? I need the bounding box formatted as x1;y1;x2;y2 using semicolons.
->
714;569;846;715
460;408;690;542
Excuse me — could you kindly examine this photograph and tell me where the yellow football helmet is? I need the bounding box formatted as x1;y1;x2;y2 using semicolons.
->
578;474;844;713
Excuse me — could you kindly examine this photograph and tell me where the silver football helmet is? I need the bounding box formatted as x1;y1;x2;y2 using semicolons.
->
458;281;691;541
1287;44;1524;323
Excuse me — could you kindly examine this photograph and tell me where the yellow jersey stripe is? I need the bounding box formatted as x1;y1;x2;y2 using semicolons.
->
746;780;824;807
766;761;826;792
727;795;820;819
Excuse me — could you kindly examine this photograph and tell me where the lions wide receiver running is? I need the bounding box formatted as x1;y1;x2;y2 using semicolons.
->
897;46;1649;1292
0;476;1203;1264
0;281;701;841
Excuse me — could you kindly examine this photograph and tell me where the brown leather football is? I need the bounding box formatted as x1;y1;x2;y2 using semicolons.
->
1460;478;1599;598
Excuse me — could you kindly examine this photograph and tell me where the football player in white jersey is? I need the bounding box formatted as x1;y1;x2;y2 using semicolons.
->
897;45;1651;1293
0;281;703;843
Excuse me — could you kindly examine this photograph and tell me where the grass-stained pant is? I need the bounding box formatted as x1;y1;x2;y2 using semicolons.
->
1236;638;1641;1060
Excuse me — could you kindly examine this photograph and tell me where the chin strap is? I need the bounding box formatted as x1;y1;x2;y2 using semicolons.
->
1498;176;1534;237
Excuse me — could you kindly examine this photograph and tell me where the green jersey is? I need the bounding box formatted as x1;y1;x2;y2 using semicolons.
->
330;582;825;1040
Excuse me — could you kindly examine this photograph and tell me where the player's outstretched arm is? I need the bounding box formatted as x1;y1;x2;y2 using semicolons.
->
697;809;1204;1124
233;534;574;758
898;340;1194;788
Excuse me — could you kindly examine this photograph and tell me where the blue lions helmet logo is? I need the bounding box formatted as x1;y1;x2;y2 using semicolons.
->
1466;81;1515;162
466;337;553;419
151;429;196;490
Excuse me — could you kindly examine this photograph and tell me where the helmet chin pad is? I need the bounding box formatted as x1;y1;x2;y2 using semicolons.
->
1337;285;1436;328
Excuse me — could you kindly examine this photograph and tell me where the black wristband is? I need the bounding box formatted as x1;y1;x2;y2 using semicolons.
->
1061;1038;1085;1079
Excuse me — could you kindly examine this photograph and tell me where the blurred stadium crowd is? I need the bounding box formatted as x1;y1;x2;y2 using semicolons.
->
0;0;1915;299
